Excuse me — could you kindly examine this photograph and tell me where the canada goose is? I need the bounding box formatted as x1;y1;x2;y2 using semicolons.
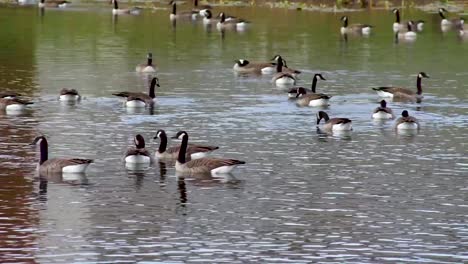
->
372;72;429;100
112;77;159;108
0;92;20;99
392;9;424;32
271;55;301;76
233;59;275;74
0;97;33;111
340;16;372;35
271;56;296;86
173;131;245;175
372;100;394;119
396;21;418;41
111;0;141;15
170;1;198;21
438;8;464;28
59;88;81;102
154;129;219;160
394;110;420;130
135;53;156;73
316;111;352;131
216;12;249;31
125;134;152;164
38;0;70;8
202;10;217;25
31;136;93;174
295;87;331;107
288;73;326;98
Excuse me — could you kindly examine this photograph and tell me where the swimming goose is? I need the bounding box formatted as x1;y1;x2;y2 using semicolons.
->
396;21;418;41
38;0;70;8
170;1;198;21
394;110;420;130
340;16;372;35
392;9;424;32
173;131;245;175
216;12;249;31
271;55;301;76
59;88;81;102
112;77;159;108
154;129;219;160
31;136;93;174
316;111;352;131
288;73;327;98
438;8;464;28
0;97;33;111
202;10;218;25
295;89;331;107
125;134;152;164
271;57;296;86
233;59;276;74
111;0;141;15
135;53;157;73
372;100;394;119
372;72;429;100
0;92;20;99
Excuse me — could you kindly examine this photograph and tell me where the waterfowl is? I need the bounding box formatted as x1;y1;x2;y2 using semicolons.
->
202;10;217;25
124;134;152;164
0;92;20;99
111;0;142;15
271;57;296;86
438;8;464;28
31;136;93;174
271;55;301;76
170;1;198;21
233;59;276;74
216;12;249;31
112;77;159;108
288;73;326;98
135;53;156;73
59;88;81;102
396;21;418;41
0;97;33;111
316;111;352;131
394;110;420;130
372;72;429;100
154;129;219;160
392;8;424;32
340;16;372;35
38;0;70;8
173;131;245;175
372;100;394;119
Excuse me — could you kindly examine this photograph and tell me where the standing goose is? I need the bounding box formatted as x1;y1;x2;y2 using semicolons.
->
125;134;152;164
154;130;219;160
316;111;352;131
216;12;249;31
59;88;81;102
169;1;198;21
438;8;464;28
38;0;70;8
31;136;93;174
392;9;424;32
173;131;245;175
372;72;429;100
0;97;33;111
112;77;159;108
372;100;394;119
288;73;326;98
135;53;157;73
271;57;296;86
111;0;142;15
394;110;420;130
340;16;372;35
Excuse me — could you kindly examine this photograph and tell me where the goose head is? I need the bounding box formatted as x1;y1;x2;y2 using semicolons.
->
153;129;167;140
316;111;330;125
236;59;249;66
401;110;409;117
172;131;188;140
380;100;387;108
314;73;326;81
295;87;307;98
134;134;146;149
418;72;429;78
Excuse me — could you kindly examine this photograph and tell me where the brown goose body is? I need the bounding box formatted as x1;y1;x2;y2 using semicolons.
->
233;59;276;74
0;97;33;110
372;72;429;100
316;111;352;131
124;134;152;164
271;56;296;85
394;110;420;130
340;16;372;35
154;130;218;160
372;100;394;119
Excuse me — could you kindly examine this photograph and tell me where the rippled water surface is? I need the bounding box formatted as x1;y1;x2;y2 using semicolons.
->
0;3;467;263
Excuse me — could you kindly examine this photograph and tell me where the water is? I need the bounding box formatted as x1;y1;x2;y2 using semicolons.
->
1;3;467;263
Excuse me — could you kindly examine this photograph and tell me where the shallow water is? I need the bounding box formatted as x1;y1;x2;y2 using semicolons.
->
0;3;467;263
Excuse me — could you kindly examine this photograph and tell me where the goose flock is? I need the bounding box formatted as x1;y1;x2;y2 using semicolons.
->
4;0;466;177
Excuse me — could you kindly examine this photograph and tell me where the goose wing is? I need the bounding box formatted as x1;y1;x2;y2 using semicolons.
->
166;144;218;155
328;118;352;125
395;116;419;126
41;158;93;173
373;87;414;96
185;158;245;171
60;88;79;96
113;92;152;101
272;72;295;82
350;23;372;30
0;97;34;106
125;147;151;157
373;106;393;114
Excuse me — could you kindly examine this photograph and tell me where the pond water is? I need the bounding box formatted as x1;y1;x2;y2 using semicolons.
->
0;3;467;263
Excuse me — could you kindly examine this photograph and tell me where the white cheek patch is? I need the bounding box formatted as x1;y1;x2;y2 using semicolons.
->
239;59;245;64
418;74;422;78
156;132;161;138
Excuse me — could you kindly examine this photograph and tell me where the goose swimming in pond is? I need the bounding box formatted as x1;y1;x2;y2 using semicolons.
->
0;97;33;112
169;1;198;21
125;134;152;164
112;77;159;108
372;72;429;100
372;100;394;119
438;8;464;29
59;88;81;102
288;73;327;98
202;10;217;25
392;8;424;32
38;0;70;8
31;136;93;174
394;110;420;130
173;131;245;175
271;56;296;86
135;53;157;73
340;16;372;35
154;129;219;160
111;0;142;15
396;21;418;42
216;12;250;31
316;111;352;131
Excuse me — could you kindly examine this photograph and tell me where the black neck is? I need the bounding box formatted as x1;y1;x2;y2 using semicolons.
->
276;59;283;73
220;13;226;23
114;0;118;9
158;133;167;153
439;10;445;19
311;76;318;93
39;138;48;165
343;19;348;28
172;3;176;15
395;10;400;23
41;0;45;3
149;80;156;99
407;23;412;32
177;135;188;164
147;58;152;66
194;0;198;7
416;76;423;95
